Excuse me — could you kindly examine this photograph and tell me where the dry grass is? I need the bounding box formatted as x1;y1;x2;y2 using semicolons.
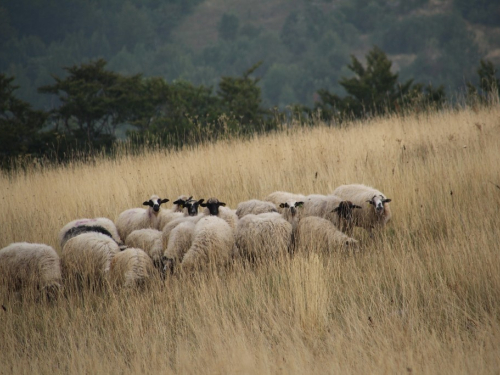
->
1;104;500;374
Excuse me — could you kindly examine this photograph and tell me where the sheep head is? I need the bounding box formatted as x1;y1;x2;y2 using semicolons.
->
279;200;304;217
201;197;226;216
143;195;169;213
183;198;204;216
366;195;391;215
333;200;362;221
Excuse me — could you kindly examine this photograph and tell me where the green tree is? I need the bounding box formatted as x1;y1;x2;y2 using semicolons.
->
217;62;268;132
39;59;144;148
0;74;48;166
467;59;500;102
306;46;445;121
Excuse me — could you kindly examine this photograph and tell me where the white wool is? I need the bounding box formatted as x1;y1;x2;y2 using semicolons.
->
0;242;62;294
109;247;155;288
235;212;293;262
181;216;234;271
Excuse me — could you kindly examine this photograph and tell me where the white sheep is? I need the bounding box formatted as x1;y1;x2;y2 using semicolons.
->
234;212;293;263
109;247;156;288
201;197;238;232
157;195;192;230
163;220;196;273
235;199;278;218
264;191;306;213
61;232;120;290
59;217;123;249
181;216;235;271
293;216;358;254
332;184;392;233
161;198;206;248
124;228;164;271
115;194;169;241
0;242;62;299
301;194;362;231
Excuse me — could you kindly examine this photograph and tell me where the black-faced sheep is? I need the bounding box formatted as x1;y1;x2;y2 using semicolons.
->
201;197;238;232
61;232;120;290
234;212;293;263
59;217;123;249
157;195;193;230
332;184;392;233
235;199;278;218
301;194;361;232
161;198;205;249
0;242;62;299
115;194;169;241
109;247;156;288
181;216;235;272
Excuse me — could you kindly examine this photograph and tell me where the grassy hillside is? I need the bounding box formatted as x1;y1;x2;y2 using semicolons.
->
1;103;500;373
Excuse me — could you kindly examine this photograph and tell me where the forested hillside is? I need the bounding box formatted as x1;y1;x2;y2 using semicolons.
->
1;0;500;109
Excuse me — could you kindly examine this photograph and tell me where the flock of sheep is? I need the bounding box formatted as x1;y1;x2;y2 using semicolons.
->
0;184;391;297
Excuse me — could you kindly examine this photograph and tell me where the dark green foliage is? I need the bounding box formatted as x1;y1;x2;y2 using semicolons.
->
38;59;143;147
305;47;446;122
0;74;48;167
218;62;268;132
467;60;500;103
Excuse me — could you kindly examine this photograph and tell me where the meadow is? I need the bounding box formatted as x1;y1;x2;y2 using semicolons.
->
1;103;500;374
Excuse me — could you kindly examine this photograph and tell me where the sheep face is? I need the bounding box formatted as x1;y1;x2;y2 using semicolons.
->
143;197;169;213
183;199;204;216
333;200;362;221
366;195;391;215
280;200;304;217
201;198;226;216
173;196;193;212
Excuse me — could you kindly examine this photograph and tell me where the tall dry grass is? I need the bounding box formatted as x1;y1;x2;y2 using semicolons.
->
1;104;500;374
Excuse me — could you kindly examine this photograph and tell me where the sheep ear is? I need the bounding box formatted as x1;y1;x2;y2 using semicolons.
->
366;200;375;205
143;201;152;206
333;206;340;212
296;202;304;207
198;199;205;204
279;203;289;208
383;198;391;203
219;202;226;207
173;199;183;205
160;198;169;204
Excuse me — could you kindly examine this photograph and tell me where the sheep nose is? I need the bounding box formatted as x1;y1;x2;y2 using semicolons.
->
153;205;160;212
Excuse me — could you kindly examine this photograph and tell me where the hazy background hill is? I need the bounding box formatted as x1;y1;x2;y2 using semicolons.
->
1;0;500;109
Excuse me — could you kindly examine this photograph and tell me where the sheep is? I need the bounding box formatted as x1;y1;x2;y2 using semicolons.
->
234;212;293;263
115;194;169;241
163;220;196;274
157;195;192;230
124;229;164;271
61;232;120;290
0;242;62;299
301;194;362;232
332;184;392;233
264;191;306;213
161;198;205;248
293;216;359;255
109;247;156;288
235;199;278;218
181;216;235;272
59;217;123;249
201;197;238;232
278;199;304;225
